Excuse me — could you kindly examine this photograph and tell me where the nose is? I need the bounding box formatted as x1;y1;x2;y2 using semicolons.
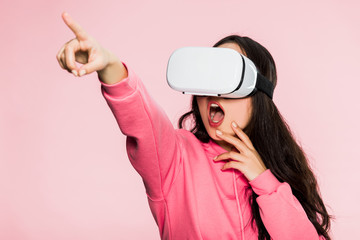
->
196;95;223;103
208;96;223;102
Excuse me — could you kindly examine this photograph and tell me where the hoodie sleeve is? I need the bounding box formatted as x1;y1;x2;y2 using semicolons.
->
249;169;324;240
99;62;181;201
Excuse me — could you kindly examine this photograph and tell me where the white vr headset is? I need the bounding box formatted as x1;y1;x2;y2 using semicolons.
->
166;47;274;99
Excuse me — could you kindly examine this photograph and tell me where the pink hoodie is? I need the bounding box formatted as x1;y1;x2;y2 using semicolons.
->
99;62;325;240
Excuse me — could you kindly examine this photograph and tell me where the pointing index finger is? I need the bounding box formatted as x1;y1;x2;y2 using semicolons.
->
62;12;88;40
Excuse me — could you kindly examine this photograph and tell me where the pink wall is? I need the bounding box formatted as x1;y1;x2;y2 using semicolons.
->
1;0;359;239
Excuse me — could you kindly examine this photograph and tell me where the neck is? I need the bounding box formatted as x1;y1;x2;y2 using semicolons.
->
214;139;233;152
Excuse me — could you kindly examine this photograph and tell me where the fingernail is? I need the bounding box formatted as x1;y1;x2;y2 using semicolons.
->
79;69;86;77
72;70;78;77
232;122;237;128
213;155;218;160
216;130;222;135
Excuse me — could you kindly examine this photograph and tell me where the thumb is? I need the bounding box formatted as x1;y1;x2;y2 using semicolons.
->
77;58;104;77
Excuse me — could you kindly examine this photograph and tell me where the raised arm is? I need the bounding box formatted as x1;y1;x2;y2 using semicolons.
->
56;12;182;201
99;62;182;200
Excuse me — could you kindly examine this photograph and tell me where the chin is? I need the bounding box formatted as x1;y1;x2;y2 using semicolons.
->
208;126;234;138
211;134;222;141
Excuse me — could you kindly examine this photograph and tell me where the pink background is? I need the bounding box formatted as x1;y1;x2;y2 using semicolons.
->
1;0;359;239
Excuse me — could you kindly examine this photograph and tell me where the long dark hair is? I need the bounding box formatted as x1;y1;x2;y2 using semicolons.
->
178;35;333;240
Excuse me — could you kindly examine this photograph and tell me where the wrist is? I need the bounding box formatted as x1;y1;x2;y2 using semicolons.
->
98;51;128;85
106;49;120;65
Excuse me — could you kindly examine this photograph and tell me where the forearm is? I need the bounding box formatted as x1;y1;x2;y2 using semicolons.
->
249;170;319;239
99;62;181;200
97;52;128;85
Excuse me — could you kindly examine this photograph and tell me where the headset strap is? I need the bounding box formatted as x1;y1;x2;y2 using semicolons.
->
256;73;274;99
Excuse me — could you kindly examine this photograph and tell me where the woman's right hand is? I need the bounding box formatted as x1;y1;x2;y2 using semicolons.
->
56;12;115;78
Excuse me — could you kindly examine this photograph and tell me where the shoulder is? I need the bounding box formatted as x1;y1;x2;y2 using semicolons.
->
175;128;200;141
174;129;205;148
174;129;217;156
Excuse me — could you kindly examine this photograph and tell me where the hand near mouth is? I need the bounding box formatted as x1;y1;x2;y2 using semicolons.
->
213;121;267;182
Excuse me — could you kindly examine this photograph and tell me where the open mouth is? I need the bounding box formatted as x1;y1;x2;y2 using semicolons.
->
207;101;225;127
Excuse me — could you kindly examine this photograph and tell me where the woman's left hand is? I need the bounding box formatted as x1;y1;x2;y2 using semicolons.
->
213;121;267;182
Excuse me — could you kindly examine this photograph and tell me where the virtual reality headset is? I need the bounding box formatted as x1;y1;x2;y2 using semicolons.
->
166;47;274;99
